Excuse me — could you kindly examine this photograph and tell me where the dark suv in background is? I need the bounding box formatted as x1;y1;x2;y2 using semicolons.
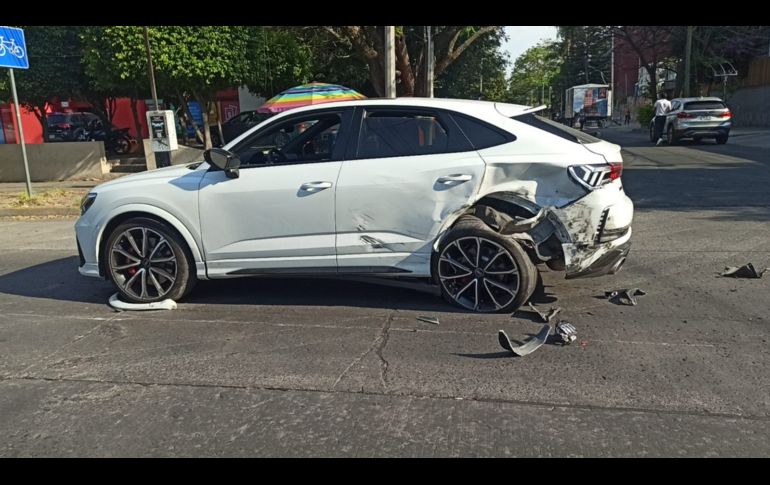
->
47;112;101;142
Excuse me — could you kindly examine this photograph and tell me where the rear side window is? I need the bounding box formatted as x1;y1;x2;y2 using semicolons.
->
451;113;515;149
684;101;726;110
357;111;452;159
516;113;601;144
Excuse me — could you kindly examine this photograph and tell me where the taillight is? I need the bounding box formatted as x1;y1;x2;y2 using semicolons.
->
677;112;694;119
568;162;623;190
609;162;623;181
719;111;732;118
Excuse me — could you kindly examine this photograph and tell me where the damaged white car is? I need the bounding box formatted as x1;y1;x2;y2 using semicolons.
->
75;98;633;313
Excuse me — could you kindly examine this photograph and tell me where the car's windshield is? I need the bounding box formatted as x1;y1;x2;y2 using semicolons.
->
47;114;68;125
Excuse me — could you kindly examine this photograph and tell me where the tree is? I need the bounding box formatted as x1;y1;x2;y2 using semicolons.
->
80;26;151;150
0;26;85;141
507;40;562;106
551;26;613;112
320;26;501;97
435;29;510;101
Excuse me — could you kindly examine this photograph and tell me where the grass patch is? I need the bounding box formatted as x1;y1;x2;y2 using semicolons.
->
2;189;88;210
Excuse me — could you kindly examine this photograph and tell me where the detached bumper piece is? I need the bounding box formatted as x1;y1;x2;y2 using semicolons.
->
566;240;631;279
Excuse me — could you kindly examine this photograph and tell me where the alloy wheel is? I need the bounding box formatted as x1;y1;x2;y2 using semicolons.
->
109;226;178;300
438;236;520;312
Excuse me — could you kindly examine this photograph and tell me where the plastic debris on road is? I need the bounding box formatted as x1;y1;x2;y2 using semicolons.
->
108;293;177;311
498;324;551;357
416;315;440;325
605;288;647;306
523;302;562;323
720;263;767;279
555;320;578;345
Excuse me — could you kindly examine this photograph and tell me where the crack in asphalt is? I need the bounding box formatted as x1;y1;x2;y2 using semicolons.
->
3;374;769;423
331;311;394;392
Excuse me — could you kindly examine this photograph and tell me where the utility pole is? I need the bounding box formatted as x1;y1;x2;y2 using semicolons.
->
479;57;484;99
143;27;159;112
610;29;615;114
425;26;434;97
684;26;693;97
384;26;396;98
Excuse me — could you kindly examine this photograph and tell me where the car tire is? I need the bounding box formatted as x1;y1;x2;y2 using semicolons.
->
667;125;678;145
716;135;728;145
105;217;197;303
433;215;537;313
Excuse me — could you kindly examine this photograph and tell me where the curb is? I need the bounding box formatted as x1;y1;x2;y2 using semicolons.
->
0;207;79;217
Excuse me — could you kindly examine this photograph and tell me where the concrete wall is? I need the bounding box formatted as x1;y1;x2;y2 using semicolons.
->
727;85;770;127
143;139;205;170
0;141;108;182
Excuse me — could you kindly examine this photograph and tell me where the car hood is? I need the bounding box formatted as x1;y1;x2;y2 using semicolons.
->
93;162;208;192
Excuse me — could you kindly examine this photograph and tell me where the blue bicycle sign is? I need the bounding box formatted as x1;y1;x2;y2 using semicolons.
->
0;26;29;69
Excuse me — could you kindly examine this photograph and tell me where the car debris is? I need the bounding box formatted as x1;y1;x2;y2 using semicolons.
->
720;263;767;279
605;288;647;306
523;302;562;323
498;324;551;356
416;315;440;325
555;321;578;345
108;293;177;311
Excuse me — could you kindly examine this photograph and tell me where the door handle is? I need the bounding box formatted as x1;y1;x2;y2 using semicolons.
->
436;174;473;184
300;181;333;191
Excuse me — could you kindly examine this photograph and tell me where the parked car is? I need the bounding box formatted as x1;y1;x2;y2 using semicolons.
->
75;98;634;313
649;97;732;145
209;110;272;146
47;112;101;142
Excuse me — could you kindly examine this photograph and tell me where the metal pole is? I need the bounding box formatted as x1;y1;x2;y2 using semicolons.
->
425;26;434;98
684;26;693;97
610;29;615;114
384;26;396;98
9;68;32;197
479;57;483;99
143;27;159;111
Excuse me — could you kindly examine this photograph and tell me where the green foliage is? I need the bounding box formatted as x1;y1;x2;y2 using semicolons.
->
508;40;562;105
435;29;509;101
637;104;655;127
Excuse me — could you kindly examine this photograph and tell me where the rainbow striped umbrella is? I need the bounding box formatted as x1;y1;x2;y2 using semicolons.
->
257;82;366;113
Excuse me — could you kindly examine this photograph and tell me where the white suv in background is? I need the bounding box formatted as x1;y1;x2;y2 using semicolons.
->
649;97;732;145
75;98;634;313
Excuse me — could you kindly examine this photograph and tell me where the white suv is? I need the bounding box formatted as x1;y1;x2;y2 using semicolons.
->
75;98;634;313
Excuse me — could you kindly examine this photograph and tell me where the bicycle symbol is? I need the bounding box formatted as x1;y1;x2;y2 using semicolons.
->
0;36;25;59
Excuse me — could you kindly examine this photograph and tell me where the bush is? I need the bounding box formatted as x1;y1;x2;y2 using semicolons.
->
637;104;655;127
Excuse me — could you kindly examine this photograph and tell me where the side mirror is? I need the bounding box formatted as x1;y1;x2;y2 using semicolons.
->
204;147;241;179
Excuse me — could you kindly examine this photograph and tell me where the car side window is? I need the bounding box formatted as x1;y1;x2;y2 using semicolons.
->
671;101;681;111
357;110;456;159
451;112;516;149
229;113;342;168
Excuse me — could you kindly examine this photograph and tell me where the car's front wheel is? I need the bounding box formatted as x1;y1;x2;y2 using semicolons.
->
433;216;537;313
105;217;196;303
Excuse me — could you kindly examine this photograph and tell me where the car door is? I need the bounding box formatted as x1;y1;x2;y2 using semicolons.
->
199;107;353;277
334;106;486;275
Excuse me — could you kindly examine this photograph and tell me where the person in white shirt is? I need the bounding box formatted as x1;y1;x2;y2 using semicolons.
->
653;92;672;145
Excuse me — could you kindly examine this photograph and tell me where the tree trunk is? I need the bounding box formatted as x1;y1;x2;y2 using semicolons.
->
129;94;145;155
32;104;48;143
395;34;415;97
193;90;213;150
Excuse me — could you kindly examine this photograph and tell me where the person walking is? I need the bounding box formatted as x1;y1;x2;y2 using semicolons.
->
653;92;672;145
624;108;631;125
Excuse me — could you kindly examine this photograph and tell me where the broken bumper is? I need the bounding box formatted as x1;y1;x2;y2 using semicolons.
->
564;229;631;279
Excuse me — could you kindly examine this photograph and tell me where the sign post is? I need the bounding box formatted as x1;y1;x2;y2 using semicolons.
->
1;26;32;196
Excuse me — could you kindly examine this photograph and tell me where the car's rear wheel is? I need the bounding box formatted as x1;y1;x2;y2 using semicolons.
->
106;217;196;303
433;216;537;313
716;135;728;144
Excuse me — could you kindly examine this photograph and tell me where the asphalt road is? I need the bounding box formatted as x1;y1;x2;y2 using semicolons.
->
1;128;768;457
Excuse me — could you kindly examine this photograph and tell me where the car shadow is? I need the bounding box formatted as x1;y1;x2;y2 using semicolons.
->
0;256;477;313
